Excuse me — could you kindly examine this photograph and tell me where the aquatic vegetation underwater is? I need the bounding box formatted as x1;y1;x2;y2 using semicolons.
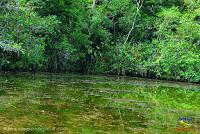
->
0;74;200;133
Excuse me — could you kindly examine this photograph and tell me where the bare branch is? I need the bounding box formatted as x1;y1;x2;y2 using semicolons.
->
124;0;144;45
92;0;98;9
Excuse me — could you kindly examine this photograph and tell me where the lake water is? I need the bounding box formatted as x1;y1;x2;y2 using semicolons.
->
0;73;200;133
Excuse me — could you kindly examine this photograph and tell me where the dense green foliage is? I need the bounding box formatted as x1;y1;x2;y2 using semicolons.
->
0;0;199;82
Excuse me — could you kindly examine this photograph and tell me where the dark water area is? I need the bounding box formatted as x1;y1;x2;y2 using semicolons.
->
0;73;200;133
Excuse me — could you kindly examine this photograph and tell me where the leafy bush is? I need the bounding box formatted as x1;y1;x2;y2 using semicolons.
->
0;0;199;82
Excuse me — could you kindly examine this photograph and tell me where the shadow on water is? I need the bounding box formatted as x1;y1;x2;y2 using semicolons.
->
0;73;200;133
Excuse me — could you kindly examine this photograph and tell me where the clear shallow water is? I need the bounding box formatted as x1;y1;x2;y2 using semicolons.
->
0;73;200;134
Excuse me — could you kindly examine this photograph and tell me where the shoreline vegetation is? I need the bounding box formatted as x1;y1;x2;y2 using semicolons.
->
0;0;199;83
